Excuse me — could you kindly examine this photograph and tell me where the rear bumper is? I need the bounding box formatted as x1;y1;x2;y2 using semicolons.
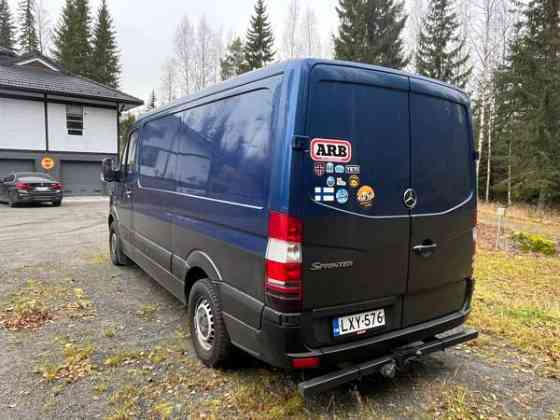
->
259;303;472;369
298;328;478;396
256;278;475;369
16;192;63;202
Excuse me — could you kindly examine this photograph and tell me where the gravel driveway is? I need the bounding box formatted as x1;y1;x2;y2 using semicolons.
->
0;199;558;419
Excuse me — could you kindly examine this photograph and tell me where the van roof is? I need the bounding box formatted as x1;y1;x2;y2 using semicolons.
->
135;58;470;126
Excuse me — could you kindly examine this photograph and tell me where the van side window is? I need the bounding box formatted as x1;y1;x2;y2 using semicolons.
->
177;89;271;205
139;115;179;191
127;132;138;175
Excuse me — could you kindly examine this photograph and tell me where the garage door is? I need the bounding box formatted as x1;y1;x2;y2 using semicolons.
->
0;159;35;177
61;161;103;195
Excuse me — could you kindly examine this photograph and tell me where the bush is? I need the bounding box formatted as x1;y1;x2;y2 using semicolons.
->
511;232;557;256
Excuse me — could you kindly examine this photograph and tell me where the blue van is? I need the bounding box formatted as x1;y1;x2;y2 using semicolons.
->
102;59;478;394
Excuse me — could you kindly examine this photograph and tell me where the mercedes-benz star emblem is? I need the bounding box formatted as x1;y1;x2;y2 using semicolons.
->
403;188;417;209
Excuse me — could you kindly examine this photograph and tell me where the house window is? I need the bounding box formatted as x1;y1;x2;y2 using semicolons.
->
66;104;84;135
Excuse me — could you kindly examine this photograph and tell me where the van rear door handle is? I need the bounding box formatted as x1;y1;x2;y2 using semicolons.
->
413;243;437;257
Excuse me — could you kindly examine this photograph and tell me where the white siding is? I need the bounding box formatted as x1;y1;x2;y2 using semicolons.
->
48;104;117;153
0;98;46;150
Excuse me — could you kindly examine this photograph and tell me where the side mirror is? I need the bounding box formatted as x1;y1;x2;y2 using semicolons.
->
101;158;118;182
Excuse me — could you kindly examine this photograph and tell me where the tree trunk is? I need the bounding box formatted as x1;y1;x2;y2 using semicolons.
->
507;139;512;206
476;94;486;198
537;187;546;216
485;98;494;202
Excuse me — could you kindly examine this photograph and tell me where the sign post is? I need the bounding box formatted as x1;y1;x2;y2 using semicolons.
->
496;206;507;249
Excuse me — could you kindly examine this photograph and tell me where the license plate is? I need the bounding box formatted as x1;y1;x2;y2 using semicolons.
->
35;187;49;191
332;309;386;337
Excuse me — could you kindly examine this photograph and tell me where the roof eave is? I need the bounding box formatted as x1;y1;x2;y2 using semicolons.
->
0;83;144;109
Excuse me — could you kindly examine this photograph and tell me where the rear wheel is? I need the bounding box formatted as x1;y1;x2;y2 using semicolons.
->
8;192;17;208
109;224;131;266
52;200;62;207
188;279;232;367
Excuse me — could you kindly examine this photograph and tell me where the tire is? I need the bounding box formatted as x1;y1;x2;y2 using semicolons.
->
109;224;131;266
52;200;62;207
188;279;232;368
8;192;18;208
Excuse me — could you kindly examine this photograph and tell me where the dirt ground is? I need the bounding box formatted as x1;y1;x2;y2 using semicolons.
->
0;200;559;419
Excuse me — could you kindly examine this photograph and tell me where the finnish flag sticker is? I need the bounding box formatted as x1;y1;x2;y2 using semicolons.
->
314;187;335;202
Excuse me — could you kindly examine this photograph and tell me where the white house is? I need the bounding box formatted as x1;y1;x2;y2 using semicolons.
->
0;48;142;195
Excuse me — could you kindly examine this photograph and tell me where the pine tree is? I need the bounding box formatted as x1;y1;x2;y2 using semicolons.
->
73;0;92;76
91;0;120;87
0;0;15;49
244;0;275;71
333;0;367;62
147;89;157;110
495;0;560;209
220;37;246;80
364;0;409;69
415;0;472;88
334;0;408;68
52;0;76;70
18;0;38;53
52;0;92;77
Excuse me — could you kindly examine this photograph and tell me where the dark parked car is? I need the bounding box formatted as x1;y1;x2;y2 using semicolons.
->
0;172;64;207
102;59;478;395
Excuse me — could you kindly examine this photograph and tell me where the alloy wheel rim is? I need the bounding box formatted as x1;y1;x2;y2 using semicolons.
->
194;298;215;351
111;232;118;259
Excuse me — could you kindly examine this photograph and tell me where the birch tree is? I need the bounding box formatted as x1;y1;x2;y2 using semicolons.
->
173;15;224;94
34;0;50;53
174;15;194;95
299;7;322;57
160;57;178;105
282;0;300;58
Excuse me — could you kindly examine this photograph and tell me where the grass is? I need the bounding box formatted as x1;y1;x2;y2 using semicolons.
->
37;341;96;383
0;281;96;331
136;303;159;320
478;201;560;227
427;383;506;420
470;247;560;377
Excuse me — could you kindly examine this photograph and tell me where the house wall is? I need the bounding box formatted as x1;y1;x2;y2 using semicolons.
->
0;97;46;150
48;104;118;154
0;92;121;195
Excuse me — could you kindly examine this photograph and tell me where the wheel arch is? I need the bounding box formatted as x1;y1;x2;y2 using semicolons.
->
184;250;223;302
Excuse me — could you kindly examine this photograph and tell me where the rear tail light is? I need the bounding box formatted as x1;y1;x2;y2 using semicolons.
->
265;211;303;313
15;182;31;191
51;183;63;190
291;357;320;369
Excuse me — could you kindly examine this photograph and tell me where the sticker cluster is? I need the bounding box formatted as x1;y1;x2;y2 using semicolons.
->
311;139;375;208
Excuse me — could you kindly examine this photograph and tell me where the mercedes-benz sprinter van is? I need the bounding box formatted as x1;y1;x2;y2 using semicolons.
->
102;59;478;395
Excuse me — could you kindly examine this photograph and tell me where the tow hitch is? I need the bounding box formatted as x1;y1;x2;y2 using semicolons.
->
298;328;478;397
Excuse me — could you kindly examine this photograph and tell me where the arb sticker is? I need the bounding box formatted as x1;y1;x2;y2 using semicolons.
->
357;185;375;208
311;139;352;163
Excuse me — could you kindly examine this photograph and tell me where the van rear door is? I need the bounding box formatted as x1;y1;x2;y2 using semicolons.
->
404;80;476;326
300;64;411;346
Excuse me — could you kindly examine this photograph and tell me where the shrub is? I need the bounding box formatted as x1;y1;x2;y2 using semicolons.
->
511;232;557;256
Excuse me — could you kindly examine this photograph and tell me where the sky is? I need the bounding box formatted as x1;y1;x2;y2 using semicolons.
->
8;0;339;103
